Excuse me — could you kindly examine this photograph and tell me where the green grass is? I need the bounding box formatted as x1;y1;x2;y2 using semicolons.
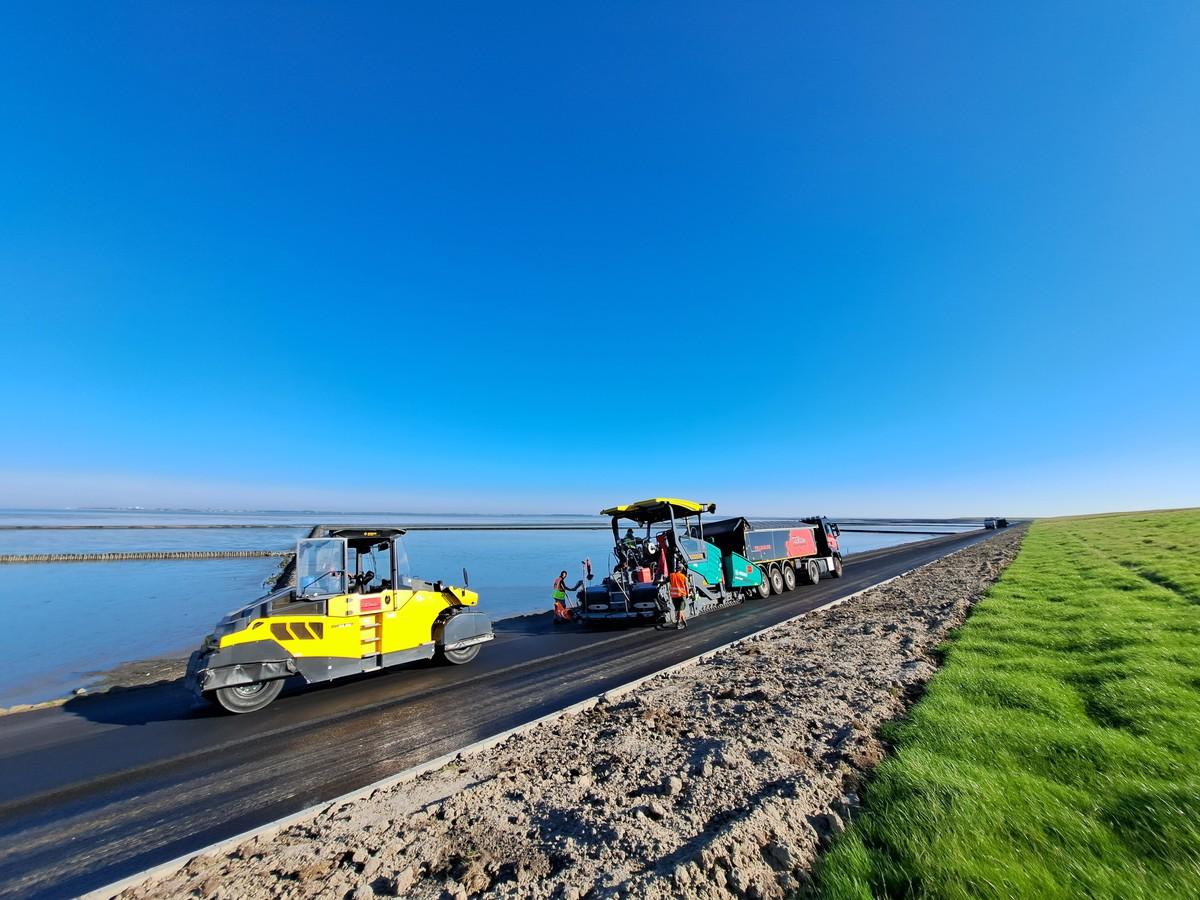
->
814;509;1200;900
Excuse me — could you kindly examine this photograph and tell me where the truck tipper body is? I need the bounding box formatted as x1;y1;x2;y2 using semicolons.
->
701;516;843;597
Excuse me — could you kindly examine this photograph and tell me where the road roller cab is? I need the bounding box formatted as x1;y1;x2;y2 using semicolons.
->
187;528;494;713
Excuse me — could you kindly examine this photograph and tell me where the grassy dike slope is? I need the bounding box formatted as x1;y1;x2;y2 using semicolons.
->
816;510;1200;899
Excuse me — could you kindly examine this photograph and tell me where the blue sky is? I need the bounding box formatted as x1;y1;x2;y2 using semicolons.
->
1;2;1197;517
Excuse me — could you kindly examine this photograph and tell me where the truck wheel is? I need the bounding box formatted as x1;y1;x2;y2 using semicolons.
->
806;559;821;585
210;679;284;714
781;564;797;592
755;569;772;599
832;557;844;578
768;566;785;595
439;643;480;665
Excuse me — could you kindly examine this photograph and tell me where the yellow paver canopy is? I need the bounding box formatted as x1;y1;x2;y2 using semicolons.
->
600;498;717;523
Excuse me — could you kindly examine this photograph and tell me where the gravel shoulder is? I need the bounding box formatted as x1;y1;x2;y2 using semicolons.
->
122;528;1025;900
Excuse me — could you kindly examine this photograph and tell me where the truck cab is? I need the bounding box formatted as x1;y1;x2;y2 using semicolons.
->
803;516;842;556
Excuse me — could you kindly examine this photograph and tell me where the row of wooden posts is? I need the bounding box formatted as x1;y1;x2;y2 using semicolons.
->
0;550;289;564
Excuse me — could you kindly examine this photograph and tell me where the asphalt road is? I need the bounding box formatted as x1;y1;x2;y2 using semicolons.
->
0;528;1004;899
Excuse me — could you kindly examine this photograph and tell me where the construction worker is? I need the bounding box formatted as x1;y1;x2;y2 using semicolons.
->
669;568;689;629
552;570;582;624
616;527;640;567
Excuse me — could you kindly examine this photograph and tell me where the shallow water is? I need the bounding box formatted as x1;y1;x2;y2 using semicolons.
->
0;509;600;527
0;526;311;555
0;512;950;706
0;557;280;706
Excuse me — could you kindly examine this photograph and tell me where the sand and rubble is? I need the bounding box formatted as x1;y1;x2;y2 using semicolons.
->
124;528;1024;900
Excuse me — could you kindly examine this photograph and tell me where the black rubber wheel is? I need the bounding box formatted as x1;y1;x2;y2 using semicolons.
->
210;679;284;714
832;557;844;578
807;559;821;585
768;566;785;595
755;568;772;599
781;563;797;592
439;643;481;665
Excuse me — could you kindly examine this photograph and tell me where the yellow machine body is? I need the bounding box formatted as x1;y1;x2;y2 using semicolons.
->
216;584;479;660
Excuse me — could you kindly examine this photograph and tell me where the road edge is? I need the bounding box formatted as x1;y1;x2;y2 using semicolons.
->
83;534;996;900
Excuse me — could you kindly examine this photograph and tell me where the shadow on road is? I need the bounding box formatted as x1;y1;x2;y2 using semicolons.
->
63;681;219;726
494;611;561;635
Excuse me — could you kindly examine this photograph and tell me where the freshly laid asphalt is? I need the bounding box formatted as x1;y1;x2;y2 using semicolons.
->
0;528;1005;899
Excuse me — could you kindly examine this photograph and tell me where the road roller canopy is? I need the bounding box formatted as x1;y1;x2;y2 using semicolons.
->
600;498;717;524
328;527;407;551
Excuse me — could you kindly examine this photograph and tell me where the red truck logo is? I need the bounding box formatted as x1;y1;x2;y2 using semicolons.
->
786;529;817;557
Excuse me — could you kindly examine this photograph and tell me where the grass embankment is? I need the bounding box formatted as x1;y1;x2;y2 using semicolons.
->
816;510;1200;899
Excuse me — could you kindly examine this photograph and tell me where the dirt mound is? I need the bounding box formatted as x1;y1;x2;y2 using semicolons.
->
124;529;1024;900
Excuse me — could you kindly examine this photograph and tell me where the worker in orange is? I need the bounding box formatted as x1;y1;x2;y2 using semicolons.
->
668;568;690;629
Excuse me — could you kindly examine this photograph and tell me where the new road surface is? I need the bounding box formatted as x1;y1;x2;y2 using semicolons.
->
0;528;1006;899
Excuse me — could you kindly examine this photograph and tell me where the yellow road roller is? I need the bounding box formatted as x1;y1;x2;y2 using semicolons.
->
186;528;493;713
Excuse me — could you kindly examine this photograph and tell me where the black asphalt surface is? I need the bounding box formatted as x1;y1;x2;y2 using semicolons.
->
0;528;1004;899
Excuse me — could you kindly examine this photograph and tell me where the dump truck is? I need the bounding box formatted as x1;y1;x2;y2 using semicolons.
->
702;515;843;597
578;498;843;625
186;528;493;713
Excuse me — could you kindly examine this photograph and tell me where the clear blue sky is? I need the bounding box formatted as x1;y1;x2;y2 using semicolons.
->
1;3;1197;517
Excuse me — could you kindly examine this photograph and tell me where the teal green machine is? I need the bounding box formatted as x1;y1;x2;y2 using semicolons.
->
579;498;764;624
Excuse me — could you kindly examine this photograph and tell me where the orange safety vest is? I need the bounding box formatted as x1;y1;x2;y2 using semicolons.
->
669;571;688;600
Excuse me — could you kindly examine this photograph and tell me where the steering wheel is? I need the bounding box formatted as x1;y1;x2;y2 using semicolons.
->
349;570;375;591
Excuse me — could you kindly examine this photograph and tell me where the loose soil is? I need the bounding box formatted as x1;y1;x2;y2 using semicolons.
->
122;529;1024;900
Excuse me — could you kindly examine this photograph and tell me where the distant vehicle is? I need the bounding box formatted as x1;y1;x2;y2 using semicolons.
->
187;528;493;713
984;518;997;529
997;517;1010;528
578;497;842;625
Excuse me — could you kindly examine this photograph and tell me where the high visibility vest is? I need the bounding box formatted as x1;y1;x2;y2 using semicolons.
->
669;571;688;599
